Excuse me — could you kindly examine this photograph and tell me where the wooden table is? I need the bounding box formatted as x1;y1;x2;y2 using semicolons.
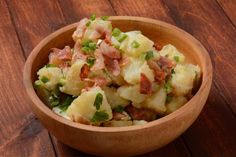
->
0;0;235;156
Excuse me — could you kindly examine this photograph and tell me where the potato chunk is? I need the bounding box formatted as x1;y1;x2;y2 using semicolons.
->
143;87;167;115
60;60;86;96
117;85;147;104
166;96;187;114
66;87;112;124
37;66;63;91
171;64;201;96
159;44;185;63
119;31;154;57
103;86;130;109
121;58;154;85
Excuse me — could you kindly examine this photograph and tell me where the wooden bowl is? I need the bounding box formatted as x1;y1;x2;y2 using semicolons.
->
23;16;212;157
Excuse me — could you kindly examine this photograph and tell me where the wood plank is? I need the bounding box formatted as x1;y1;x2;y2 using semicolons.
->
217;0;236;27
110;0;236;156
6;0;66;57
0;1;56;157
58;0;115;23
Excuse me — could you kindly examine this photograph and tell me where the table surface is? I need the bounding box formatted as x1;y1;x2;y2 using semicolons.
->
1;0;236;156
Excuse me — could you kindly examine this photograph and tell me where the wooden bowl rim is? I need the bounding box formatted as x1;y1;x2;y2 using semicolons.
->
23;16;212;132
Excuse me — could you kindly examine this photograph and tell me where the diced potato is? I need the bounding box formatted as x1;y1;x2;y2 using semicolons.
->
83;19;112;41
143;87;167;115
66;87;112;124
103;86;130;109
171;64;201;96
166;96;187;114
37;66;63;91
121;58;154;85
103;120;133;127
52;106;71;120
159;44;185;63
119;31;154;57
133;120;148;125
60;60;86;96
117;85;147;104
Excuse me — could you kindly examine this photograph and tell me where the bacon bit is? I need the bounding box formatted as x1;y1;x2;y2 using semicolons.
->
158;56;175;69
140;73;152;94
100;41;120;59
72;18;89;41
154;43;163;51
95;25;112;41
147;60;166;83
119;55;130;67
91;49;105;71
80;64;90;80
104;56;120;76
49;46;72;68
126;106;156;122
72;40;88;63
84;76;108;87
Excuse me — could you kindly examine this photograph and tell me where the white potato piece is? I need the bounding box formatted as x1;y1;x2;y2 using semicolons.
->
119;31;154;57
66;87;112;124
60;60;86;96
83;19;112;41
159;44;185;63
37;66;63;91
171;64;201;96
166;96;187;114
133;120;148;125
117;85;148;105
121;58;154;85
103;120;133;127
103;86;130;109
143;87;167;115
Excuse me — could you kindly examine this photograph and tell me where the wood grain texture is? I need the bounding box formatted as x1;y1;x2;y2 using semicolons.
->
58;0;115;24
110;0;236;156
217;0;236;26
0;1;55;157
6;0;66;57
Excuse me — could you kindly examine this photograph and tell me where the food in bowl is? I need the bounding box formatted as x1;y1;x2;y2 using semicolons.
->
34;14;201;127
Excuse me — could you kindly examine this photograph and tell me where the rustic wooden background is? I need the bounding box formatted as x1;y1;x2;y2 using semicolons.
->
0;0;235;156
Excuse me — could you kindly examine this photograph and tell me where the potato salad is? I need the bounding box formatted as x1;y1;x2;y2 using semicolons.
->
34;15;201;127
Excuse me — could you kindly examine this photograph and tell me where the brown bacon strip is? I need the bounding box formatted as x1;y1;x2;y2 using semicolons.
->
140;73;152;94
100;41;120;59
91;49;105;71
154;43;163;51
126;106;156;122
80;64;90;80
49;46;72;68
104;56;120;76
147;60;166;83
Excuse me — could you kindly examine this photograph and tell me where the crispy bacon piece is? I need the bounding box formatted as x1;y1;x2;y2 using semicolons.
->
140;73;152;94
72;18;89;41
147;60;166;83
119;55;130;67
49;46;72;68
91;49;105;71
126;106;156;122
158;56;175;77
84;76;108;87
100;41;120;59
104;56;120;76
154;43;163;51
80;64;90;80
95;25;112;41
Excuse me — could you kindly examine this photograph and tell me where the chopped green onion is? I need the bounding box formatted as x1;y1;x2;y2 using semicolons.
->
90;14;96;21
87;57;96;67
88;42;96;51
174;56;180;62
131;40;140;48
81;46;91;52
112;28;121;37
164;81;172;94
86;21;91;27
81;40;96;53
49;95;59;107
93;93;103;110
101;16;109;20
113;105;124;113
145;51;154;60
41;76;49;83
34;80;43;89
45;64;56;68
166;95;172;103
59;96;75;111
117;34;128;42
91;111;109;122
